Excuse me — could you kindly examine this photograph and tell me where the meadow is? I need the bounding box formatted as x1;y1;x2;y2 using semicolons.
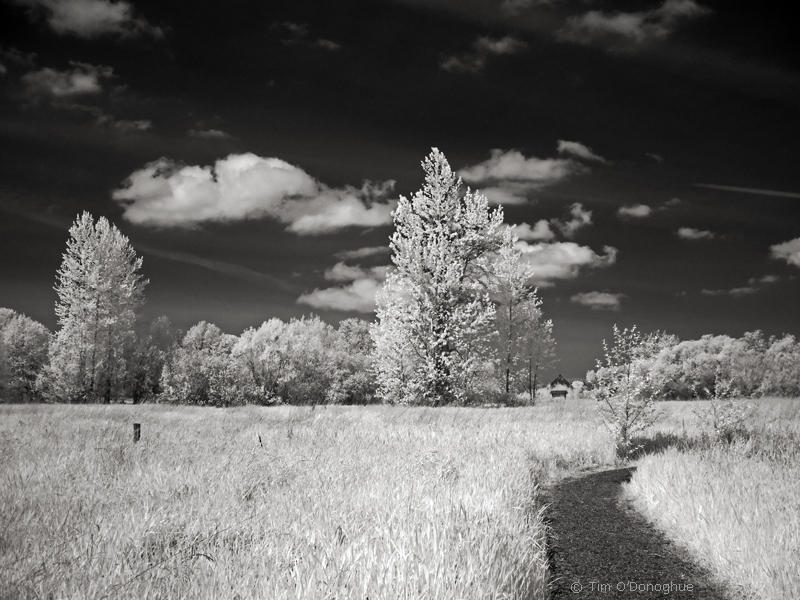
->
0;401;614;600
1;399;798;600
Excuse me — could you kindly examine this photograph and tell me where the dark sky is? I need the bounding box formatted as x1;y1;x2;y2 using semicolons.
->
1;0;799;378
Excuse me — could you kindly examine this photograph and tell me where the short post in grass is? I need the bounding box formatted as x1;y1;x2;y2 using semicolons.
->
133;423;141;443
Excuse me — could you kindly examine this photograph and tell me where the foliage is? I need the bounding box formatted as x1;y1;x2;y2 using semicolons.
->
590;324;666;459
128;316;180;403
0;309;50;402
373;148;505;405
160;321;239;406
40;212;147;403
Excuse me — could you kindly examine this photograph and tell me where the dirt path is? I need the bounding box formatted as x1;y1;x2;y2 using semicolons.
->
543;467;727;599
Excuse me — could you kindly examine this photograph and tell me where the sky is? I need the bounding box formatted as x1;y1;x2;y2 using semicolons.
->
1;0;799;379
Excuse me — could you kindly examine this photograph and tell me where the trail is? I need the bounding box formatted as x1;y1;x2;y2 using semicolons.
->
543;467;727;599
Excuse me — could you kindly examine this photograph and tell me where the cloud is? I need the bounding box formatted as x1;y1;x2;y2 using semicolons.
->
677;227;714;240
22;61;112;99
771;237;800;267
554;202;592;238
645;152;664;163
98;116;151;132
748;274;779;285
297;278;382;313
112;153;396;234
274;21;341;51
501;0;554;15
335;245;390;260
701;287;757;297
618;204;652;218
189;128;232;139
460;148;584;187
557;140;607;163
12;0;162;38
324;262;389;282
558;0;710;50
694;183;800;199
516;241;617;286
441;35;526;73
511;219;555;242
570;291;625;311
477;184;531;206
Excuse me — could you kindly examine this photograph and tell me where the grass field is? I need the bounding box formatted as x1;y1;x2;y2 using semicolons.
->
624;398;800;600
2;399;798;600
0;401;614;600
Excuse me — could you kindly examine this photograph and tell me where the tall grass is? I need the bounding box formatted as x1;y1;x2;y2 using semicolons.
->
0;401;613;599
624;398;800;600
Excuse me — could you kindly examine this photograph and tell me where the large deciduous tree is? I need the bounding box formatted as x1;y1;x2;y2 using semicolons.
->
373;148;505;405
0;309;50;402
42;212;147;403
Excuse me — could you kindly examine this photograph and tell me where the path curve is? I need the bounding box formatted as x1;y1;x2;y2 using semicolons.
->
543;467;727;599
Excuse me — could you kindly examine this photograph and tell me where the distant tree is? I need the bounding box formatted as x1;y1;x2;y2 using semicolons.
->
128;316;179;403
491;232;539;396
520;312;557;404
332;318;378;404
590;325;665;459
759;334;800;396
0;310;50;402
160;321;238;406
42;212;147;403
373;148;505;405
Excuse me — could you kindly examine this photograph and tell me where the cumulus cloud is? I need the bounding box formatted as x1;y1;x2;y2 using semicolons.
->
460;148;583;186
297;278;381;313
516;241;617;286
324;262;389;282
771;237;800;267
511;219;555;242
459;144;603;206
335;245;390;260
618;204;652;218
298;260;390;313
441;35;526;74
558;0;710;50
12;0;162;38
571;291;625;311
557;140;607;163
677;226;715;240
112;153;396;234
22;61;112;99
748;274;780;285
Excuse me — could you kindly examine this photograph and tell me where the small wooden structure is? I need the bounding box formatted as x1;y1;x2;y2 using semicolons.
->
549;374;571;399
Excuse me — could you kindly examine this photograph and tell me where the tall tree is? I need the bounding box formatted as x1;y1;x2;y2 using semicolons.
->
373;148;505;405
43;212;147;402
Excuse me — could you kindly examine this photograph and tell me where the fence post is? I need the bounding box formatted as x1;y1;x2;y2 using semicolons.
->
133;423;141;443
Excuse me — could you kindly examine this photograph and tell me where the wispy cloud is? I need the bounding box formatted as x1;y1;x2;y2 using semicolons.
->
0;202;296;291
701;286;757;297
557;140;607;163
11;0;162;38
558;0;710;51
570;291;625;311
441;35;526;74
22;61;112;99
334;245;390;260
298;260;389;313
273;21;342;51
694;183;800;199
112;153;396;235
189;128;232;140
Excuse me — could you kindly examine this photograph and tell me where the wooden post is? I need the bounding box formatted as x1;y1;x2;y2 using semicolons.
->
133;423;141;443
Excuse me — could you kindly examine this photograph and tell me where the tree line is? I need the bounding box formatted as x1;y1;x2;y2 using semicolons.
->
0;150;557;405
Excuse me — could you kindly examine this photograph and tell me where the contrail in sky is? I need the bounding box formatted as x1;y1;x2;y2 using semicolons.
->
694;183;800;199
